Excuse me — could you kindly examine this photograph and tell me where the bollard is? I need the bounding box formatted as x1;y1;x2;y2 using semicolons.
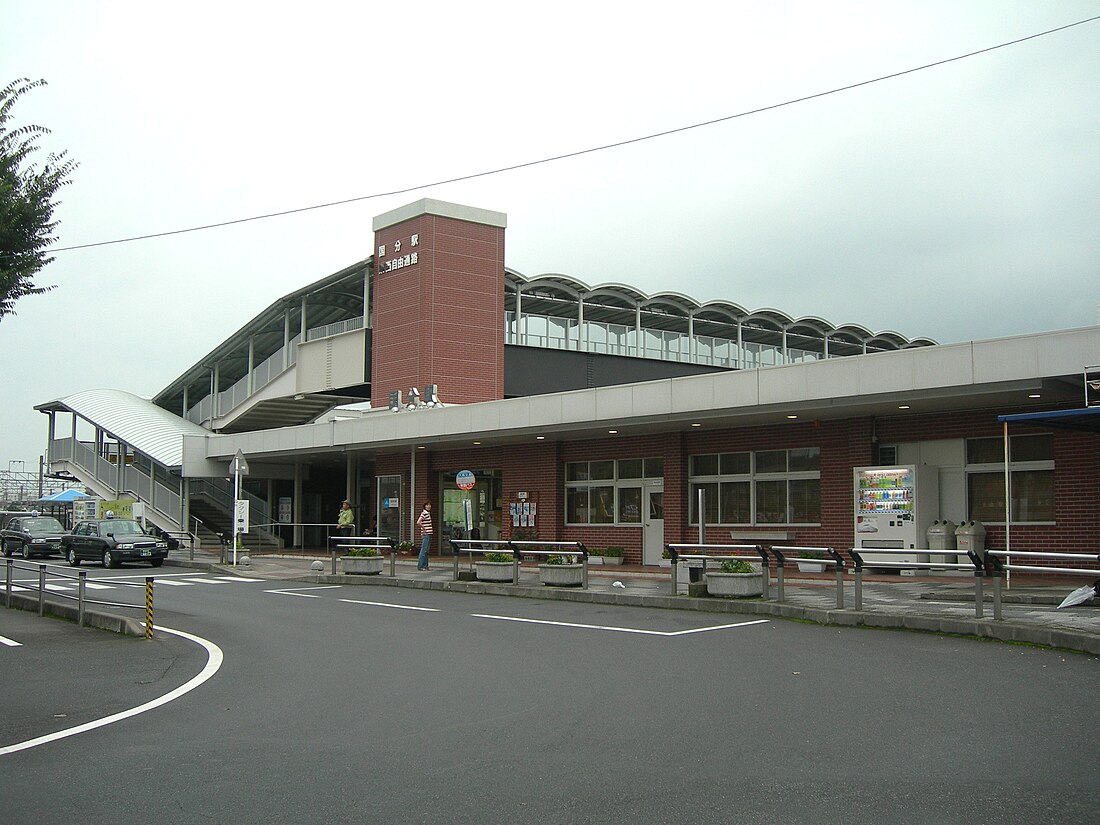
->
39;564;46;617
974;572;984;619
145;577;154;639
78;571;87;627
5;559;11;608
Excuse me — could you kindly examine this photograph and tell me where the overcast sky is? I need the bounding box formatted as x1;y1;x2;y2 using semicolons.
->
1;1;1098;475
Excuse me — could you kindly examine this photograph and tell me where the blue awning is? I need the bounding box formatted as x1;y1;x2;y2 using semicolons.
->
37;488;93;503
997;407;1100;433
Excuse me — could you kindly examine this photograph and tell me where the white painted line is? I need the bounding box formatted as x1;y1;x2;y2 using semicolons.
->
177;577;231;585
84;582;114;590
339;599;440;612
265;585;343;598
0;625;223;756
154;579;197;586
472;613;769;636
0;634;22;647
213;576;263;582
43;583;74;591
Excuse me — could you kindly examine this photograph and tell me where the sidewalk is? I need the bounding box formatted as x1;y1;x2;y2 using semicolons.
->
170;549;1100;655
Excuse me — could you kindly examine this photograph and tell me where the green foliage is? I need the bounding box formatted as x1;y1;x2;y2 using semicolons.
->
0;78;78;320
483;552;512;563
397;540;415;553
601;546;624;557
799;551;826;560
545;554;578;565
720;558;756;574
347;546;379;557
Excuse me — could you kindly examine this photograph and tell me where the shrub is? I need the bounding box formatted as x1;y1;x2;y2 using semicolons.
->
602;546;624;558
347;546;379;557
720;558;756;574
483;552;512;563
545;554;578;565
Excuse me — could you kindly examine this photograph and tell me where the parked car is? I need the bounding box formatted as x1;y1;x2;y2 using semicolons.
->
62;518;170;568
1;515;68;559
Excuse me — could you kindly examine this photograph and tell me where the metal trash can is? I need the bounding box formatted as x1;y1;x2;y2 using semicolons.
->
926;520;957;552
955;520;987;559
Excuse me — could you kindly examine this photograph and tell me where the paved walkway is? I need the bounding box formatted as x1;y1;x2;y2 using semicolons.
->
168;548;1100;655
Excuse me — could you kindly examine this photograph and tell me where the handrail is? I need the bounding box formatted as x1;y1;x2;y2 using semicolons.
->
450;540;589;587
984;549;1100;621
770;546;846;608
329;534;397;576
666;543;769;598
848;547;986;617
4;559;153;631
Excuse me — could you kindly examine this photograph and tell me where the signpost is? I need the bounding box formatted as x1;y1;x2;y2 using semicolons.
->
231;450;250;565
456;470;475;536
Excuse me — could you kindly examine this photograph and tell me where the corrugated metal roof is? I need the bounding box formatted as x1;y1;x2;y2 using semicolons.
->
37;389;209;467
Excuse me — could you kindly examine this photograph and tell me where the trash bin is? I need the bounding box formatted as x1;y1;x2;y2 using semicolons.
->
955;520;987;559
926;520;957;552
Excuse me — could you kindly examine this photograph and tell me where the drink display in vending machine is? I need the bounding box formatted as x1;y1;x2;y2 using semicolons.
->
853;465;939;567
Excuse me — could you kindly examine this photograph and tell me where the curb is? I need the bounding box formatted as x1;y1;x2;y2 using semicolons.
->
310;572;1100;655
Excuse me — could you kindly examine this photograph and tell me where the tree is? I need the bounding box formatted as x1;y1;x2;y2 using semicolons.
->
0;78;77;321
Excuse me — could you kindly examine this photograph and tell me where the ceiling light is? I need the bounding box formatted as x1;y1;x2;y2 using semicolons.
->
786;415;798;420
898;405;910;410
1028;394;1041;399
690;422;702;428
473;441;481;445
536;435;545;440
608;429;618;434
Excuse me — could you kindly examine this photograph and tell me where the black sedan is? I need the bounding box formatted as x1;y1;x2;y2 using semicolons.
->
62;519;170;568
1;515;68;559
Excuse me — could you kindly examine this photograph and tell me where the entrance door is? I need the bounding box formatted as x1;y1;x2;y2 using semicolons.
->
642;484;665;565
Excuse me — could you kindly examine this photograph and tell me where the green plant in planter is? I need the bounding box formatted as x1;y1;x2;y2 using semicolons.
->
799;551;826;560
661;548;673;559
484;552;512;563
397;540;415;553
347;546;379;557
720;558;756;574
545;554;578;565
602;546;624;558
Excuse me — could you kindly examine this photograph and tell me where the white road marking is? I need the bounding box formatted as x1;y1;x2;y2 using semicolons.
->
264;585;343;598
339;599;440;612
0;625;223;756
0;634;22;647
153;579;197;586
472;613;769;636
213;576;263;582
176;577;231;585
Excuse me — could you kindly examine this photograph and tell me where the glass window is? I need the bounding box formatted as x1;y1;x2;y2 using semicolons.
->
590;461;615;481
566;487;589;523
618;487;642;523
618;459;643;479
644;457;664;478
1011;435;1053;462
719;481;751;523
720;452;750;474
966;438;1003;464
755;450;787;473
566;463;589;482
756;480;787;524
691;454;719;476
789;478;821;523
968;470;1054;522
590;486;615;523
788;447;821;472
690;483;718;524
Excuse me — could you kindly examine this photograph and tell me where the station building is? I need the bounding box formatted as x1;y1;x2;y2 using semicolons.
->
36;200;1100;565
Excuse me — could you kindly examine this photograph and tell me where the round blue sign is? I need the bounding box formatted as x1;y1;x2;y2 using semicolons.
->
456;470;476;490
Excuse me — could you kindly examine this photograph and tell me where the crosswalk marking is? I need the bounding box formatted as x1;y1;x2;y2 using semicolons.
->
213;576;263;582
155;579;197;586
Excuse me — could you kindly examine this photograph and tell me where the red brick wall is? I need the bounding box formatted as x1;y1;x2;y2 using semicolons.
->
371;213;505;407
375;407;1098;563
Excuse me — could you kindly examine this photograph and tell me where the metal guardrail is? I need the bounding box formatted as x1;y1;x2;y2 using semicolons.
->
848;547;986;616
328;535;398;576
4;559;156;637
665;544;768;598
771;546;847;608
449;540;590;587
985;549;1100;620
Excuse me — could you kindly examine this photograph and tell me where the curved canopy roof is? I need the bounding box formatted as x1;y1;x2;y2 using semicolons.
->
36;389;208;468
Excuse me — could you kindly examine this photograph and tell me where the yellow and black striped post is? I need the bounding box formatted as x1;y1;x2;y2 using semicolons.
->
145;577;154;639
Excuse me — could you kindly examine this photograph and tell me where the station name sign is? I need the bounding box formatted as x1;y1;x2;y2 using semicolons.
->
377;233;419;274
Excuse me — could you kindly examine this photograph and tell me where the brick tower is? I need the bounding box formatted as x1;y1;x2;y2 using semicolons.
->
370;199;507;408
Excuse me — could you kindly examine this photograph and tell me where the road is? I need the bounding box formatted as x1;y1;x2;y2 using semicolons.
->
2;565;1098;824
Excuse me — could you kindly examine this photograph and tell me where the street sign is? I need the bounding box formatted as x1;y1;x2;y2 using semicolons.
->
232;450;250;476
456;469;476;490
235;499;250;533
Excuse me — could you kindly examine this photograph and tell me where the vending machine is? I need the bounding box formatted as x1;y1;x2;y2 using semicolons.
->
853;465;939;567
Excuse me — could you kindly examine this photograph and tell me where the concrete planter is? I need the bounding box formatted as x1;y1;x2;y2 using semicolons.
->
342;555;384;575
476;561;515;582
538;563;584;587
705;571;763;598
796;560;827;573
599;555;624;566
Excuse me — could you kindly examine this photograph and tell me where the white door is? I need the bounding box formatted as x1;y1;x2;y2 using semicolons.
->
642;484;665;565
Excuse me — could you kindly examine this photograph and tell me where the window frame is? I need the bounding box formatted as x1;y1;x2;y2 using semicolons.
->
565;458;662;526
965;434;1054;525
689;448;821;527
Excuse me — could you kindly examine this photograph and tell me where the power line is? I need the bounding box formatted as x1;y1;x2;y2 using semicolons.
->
42;14;1100;255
